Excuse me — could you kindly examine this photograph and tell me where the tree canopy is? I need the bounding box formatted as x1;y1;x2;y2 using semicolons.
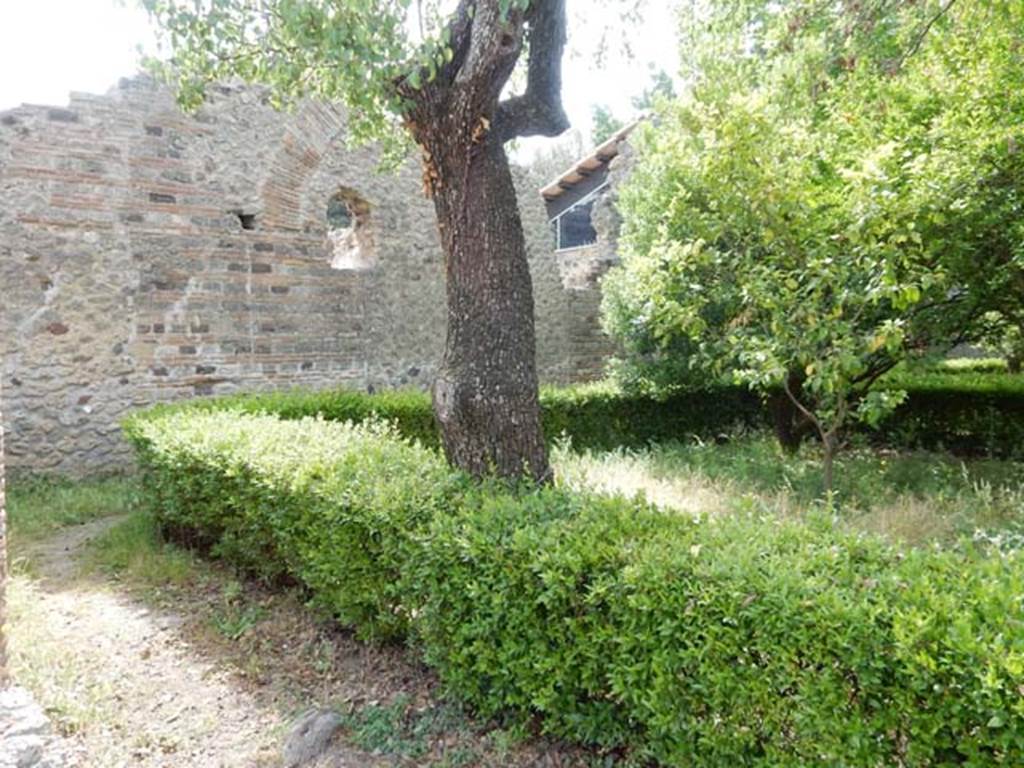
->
145;0;580;159
603;0;1024;488
590;68;676;144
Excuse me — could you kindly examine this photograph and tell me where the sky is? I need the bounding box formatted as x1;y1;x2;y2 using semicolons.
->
0;0;681;151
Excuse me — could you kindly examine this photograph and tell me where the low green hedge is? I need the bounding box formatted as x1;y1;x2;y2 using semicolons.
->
126;410;1024;765
136;387;443;447
126;382;766;452
131;373;1024;458
539;382;762;450
875;373;1024;457
126;411;457;639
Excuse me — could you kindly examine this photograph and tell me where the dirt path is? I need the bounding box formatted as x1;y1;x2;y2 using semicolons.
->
8;514;592;768
23;516;124;582
8;517;283;768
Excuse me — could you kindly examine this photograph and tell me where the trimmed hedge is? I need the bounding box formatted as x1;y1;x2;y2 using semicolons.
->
129;382;766;451
875;373;1024;457
130;373;1024;458
126;412;457;639
539;382;762;450
135;388;444;448
126;410;1024;766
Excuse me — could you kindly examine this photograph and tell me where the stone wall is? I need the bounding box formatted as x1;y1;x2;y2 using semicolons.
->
0;77;614;476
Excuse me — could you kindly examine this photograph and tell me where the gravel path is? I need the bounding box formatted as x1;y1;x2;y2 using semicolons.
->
7;515;592;768
7;517;282;768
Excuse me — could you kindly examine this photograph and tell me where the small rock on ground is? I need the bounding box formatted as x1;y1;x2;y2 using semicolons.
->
282;709;344;768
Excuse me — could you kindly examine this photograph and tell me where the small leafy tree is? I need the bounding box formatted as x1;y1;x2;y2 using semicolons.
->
1005;327;1024;375
604;0;1024;493
630;67;675;112
141;0;595;482
591;104;625;144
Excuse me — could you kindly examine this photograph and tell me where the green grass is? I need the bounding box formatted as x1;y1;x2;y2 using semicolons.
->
554;433;1024;546
5;474;201;587
208;579;268;640
338;696;470;759
6;476;136;545
82;508;203;591
934;356;1009;374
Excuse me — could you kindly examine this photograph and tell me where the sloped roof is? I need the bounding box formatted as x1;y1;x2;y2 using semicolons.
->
539;120;641;202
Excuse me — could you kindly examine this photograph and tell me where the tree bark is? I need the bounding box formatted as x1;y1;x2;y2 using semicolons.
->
783;374;843;499
769;370;812;453
424;126;550;482
822;434;836;499
400;0;569;482
769;392;803;454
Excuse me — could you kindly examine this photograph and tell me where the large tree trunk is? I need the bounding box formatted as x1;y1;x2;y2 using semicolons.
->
400;0;569;482
421;124;549;482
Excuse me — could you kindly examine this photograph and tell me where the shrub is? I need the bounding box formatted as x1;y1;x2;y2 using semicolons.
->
132;387;442;448
124;411;458;639
539;381;763;451
874;373;1024;458
128;382;766;453
126;409;1024;765
416;500;1024;765
130;373;1024;461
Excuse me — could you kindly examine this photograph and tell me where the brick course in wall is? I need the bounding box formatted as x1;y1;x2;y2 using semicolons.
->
0;76;615;475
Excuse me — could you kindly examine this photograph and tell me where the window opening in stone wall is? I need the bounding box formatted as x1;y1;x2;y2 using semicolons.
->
326;189;374;270
235;212;257;230
551;183;606;251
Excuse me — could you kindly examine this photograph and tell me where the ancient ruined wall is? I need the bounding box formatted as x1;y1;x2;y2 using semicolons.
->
0;77;614;475
526;148;630;383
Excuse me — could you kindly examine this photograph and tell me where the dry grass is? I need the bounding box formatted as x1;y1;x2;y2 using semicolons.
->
557;447;737;518
553;437;1024;547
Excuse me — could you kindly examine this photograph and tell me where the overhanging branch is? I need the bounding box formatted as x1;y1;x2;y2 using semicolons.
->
895;0;960;71
495;0;569;142
441;0;478;85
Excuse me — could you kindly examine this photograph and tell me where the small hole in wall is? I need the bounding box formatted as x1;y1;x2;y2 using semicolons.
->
326;189;374;271
236;212;257;231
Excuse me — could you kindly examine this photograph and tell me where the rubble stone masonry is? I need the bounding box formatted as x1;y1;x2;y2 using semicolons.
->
0;77;614;475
